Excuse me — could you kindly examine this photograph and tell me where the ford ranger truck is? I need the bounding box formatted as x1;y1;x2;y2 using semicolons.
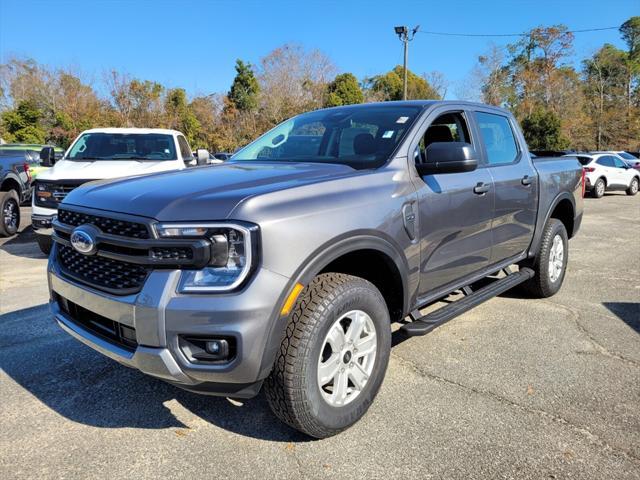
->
48;101;583;438
32;128;208;254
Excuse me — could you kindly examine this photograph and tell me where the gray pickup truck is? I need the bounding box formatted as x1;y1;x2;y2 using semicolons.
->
48;101;583;438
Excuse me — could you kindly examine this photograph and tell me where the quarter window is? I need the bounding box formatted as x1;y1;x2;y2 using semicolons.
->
475;112;519;165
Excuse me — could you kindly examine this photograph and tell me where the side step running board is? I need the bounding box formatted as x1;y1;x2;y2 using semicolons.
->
401;267;534;337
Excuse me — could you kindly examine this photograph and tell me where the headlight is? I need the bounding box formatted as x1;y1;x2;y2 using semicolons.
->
154;223;255;292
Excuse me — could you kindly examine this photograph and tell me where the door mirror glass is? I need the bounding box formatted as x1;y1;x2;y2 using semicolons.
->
40;146;56;166
196;148;210;165
416;142;478;175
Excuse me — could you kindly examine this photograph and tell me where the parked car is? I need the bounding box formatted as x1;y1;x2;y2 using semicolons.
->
591;150;640;171
48;101;583;438
0;144;64;179
32;128;208;254
212;152;234;162
0;153;33;237
570;153;640;198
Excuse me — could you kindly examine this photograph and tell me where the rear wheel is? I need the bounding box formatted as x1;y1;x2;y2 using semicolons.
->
520;218;568;298
626;177;639;196
36;234;52;255
265;273;391;438
592;178;605;198
0;190;20;237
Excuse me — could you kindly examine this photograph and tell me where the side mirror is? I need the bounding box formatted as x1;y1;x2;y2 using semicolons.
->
196;148;210;166
40;146;56;167
416;142;478;176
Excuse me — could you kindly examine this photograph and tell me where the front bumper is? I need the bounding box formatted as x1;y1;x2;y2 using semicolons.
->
48;255;291;397
31;204;57;235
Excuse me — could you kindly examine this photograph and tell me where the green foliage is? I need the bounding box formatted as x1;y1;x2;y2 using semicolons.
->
368;66;439;101
165;88;201;145
521;108;569;150
1;100;46;143
620;16;640;62
325;73;363;107
227;60;259;112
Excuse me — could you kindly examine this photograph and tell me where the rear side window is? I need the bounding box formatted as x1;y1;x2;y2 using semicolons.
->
177;136;193;160
576;156;593;166
596;156;615;167
475;112;519;165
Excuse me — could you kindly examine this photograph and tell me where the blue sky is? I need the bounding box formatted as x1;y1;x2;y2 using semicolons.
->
1;0;637;99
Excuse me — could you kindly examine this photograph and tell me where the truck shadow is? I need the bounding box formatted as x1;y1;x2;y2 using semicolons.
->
603;302;640;334
0;304;310;442
0;226;48;260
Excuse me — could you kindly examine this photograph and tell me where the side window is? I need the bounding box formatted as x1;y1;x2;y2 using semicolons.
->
177;136;193;160
596;156;614;167
475;112;519;165
416;111;471;163
613;157;627;168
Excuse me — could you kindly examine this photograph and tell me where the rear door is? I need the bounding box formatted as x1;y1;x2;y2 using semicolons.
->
612;156;632;186
412;107;495;294
472;109;538;264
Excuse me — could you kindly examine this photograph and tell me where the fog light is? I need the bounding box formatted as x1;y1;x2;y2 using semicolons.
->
206;339;228;356
179;336;234;363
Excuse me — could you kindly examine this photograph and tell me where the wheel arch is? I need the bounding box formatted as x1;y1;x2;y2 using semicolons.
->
0;176;22;197
257;233;410;380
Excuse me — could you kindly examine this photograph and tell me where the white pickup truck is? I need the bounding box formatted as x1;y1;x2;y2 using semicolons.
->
32;128;208;253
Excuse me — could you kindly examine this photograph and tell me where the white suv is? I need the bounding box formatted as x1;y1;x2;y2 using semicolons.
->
32;128;209;253
571;153;640;198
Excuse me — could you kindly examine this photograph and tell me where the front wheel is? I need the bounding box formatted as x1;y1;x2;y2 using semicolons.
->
626;177;639;196
520;218;568;298
265;273;391;438
0;190;20;237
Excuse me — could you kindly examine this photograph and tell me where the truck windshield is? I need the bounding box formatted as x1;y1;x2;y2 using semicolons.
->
66;133;177;161
231;105;422;169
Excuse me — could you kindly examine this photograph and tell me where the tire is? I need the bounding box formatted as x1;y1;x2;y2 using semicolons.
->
265;273;391;438
520;218;568;298
36;234;52;254
626;177;639;196
592;178;605;198
0;190;20;237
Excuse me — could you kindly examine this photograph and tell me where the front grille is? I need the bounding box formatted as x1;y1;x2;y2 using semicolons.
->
56;293;138;351
58;245;150;294
150;246;193;260
58;209;150;239
35;182;85;208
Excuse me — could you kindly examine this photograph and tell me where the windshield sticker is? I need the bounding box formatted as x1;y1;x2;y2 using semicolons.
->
164;149;170;153
396;116;409;124
382;130;394;139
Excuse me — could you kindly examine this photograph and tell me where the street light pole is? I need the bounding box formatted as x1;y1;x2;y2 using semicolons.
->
394;25;420;100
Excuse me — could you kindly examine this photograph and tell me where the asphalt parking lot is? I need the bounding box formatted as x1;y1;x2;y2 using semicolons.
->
1;195;639;480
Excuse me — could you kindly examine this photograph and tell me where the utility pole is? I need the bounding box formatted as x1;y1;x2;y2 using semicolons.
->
394;25;420;100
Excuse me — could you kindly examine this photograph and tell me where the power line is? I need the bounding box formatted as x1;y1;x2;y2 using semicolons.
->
416;26;620;38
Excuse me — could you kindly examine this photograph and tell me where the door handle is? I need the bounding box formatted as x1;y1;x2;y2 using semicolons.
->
521;175;532;186
402;203;417;241
473;182;490;194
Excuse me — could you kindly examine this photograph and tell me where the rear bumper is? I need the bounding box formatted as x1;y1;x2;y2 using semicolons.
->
48;254;291;397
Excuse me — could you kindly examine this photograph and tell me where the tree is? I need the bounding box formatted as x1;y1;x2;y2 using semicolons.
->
227;60;259;112
325;73;363;107
367;66;438;101
583;44;629;149
164;88;201;145
257;44;336;124
521;108;568;150
1;100;47;143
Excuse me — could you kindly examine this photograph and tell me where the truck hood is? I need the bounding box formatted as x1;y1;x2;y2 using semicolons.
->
63;161;357;221
36;159;182;181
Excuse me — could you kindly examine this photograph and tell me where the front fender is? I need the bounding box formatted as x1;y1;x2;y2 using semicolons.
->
256;231;411;380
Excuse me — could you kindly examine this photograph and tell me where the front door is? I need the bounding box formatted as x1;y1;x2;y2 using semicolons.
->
413;110;495;295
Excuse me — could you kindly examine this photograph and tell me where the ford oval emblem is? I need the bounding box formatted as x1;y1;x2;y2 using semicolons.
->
70;227;97;255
